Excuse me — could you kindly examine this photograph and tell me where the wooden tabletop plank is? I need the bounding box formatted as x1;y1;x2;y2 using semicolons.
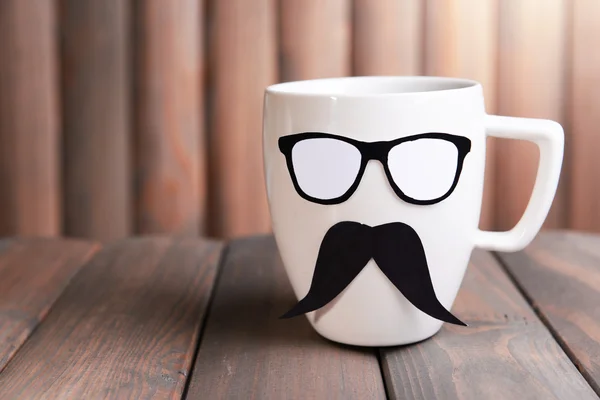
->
186;236;386;400
381;250;597;400
0;238;98;372
497;232;600;395
0;237;223;399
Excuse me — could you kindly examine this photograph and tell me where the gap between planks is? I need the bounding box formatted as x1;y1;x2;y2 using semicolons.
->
375;343;392;400
181;242;232;399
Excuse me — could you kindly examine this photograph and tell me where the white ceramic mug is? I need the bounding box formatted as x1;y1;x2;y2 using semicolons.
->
262;76;563;347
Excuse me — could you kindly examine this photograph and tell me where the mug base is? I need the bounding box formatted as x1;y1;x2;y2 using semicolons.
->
311;320;444;347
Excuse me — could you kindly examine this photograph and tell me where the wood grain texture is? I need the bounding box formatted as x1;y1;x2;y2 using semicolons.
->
134;0;205;236
207;0;277;237
498;232;600;394
0;238;98;372
381;250;597;400
61;0;132;241
0;237;223;399
0;0;61;236
186;236;386;399
279;0;351;80
568;0;600;231
496;0;568;230
353;0;423;76
424;0;498;230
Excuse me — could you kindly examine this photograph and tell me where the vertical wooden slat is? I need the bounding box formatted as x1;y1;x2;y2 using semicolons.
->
61;0;131;241
208;0;277;237
134;0;205;236
0;0;61;236
496;0;567;231
279;0;351;81
568;0;600;232
353;0;423;76
424;0;498;230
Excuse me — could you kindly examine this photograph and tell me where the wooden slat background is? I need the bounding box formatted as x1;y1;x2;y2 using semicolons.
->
569;0;600;231
496;0;568;231
207;0;277;238
133;0;204;237
0;0;61;236
0;0;597;239
353;0;422;76
60;0;132;241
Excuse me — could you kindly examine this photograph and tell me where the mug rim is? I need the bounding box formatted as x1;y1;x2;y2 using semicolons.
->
265;75;481;99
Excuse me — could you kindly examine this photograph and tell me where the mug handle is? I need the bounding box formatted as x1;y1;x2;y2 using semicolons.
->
474;114;564;252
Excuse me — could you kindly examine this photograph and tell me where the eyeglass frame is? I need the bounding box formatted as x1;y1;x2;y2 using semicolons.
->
278;132;472;206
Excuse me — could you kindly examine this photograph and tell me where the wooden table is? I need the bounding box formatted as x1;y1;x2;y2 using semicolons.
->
0;232;598;399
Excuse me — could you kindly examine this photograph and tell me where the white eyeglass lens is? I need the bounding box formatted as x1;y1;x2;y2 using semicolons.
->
291;138;362;200
387;138;459;201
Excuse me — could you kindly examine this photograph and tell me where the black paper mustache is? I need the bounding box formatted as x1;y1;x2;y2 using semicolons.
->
281;221;465;326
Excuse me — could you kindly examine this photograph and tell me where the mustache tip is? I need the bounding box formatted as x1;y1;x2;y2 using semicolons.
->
278;311;298;319
279;300;313;319
445;315;467;327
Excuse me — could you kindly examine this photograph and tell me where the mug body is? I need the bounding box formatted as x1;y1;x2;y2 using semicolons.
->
263;76;487;346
